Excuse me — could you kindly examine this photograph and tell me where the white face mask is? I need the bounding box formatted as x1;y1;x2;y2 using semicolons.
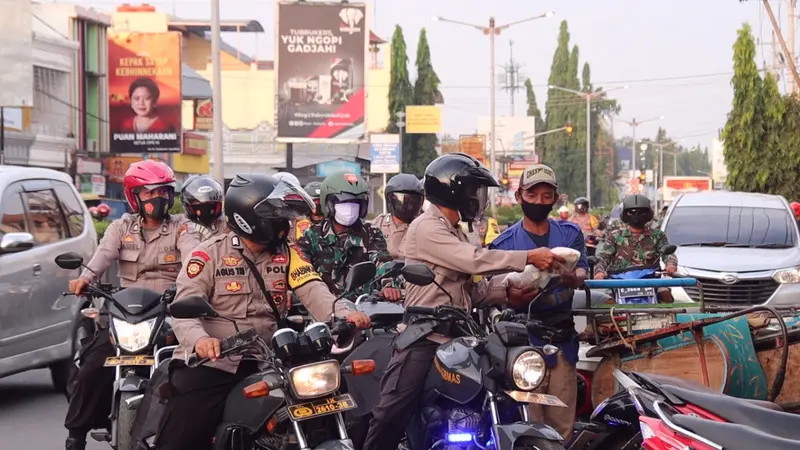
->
334;202;361;226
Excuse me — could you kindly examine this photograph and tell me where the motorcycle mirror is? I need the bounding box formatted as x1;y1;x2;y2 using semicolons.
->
168;296;219;319
343;261;377;293
663;244;677;255
55;252;84;270
401;264;436;286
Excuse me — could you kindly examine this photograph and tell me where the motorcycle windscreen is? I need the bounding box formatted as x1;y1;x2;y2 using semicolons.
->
111;287;164;317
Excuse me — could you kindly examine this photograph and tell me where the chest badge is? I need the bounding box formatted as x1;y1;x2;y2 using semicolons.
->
222;256;241;267
273;280;287;291
163;254;177;263
272;254;288;264
226;281;243;292
123;235;134;243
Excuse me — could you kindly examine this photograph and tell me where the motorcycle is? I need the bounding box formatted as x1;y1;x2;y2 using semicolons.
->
166;261;380;450
604;245;677;305
387;264;567;450
55;252;177;450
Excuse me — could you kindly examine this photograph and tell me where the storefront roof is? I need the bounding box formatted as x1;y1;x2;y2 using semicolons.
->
182;64;212;99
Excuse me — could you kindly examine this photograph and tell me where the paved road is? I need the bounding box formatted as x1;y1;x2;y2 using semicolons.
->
0;369;105;449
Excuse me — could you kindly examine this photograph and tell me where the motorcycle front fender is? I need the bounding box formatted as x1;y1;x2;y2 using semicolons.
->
314;439;355;450
492;422;563;450
112;375;149;413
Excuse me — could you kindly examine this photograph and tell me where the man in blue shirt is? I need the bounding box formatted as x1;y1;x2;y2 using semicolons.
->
490;163;587;439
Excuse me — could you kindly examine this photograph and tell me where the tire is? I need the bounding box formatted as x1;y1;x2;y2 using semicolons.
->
116;391;138;450
514;437;566;450
51;314;95;396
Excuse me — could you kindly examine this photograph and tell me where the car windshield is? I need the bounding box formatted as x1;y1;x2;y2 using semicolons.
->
665;206;797;248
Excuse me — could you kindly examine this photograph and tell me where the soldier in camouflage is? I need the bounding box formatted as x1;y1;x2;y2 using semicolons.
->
297;171;400;300
594;194;678;302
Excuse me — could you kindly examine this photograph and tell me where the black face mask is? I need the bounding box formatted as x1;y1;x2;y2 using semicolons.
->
141;197;170;221
626;215;650;228
521;201;553;223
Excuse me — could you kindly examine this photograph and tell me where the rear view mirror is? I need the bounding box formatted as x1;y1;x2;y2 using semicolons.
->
344;261;377;292
663;244;677;255
169;297;218;319
1;232;35;254
401;264;435;287
55;251;84;270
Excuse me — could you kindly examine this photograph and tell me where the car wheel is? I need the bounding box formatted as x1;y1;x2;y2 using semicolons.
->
51;312;95;397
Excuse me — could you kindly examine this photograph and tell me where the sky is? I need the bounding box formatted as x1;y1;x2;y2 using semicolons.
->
75;0;790;150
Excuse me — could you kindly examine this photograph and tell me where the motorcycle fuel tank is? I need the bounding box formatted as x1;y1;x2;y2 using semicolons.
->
590;389;639;429
425;337;483;404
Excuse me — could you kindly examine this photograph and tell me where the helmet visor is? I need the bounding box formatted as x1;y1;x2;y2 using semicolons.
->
254;180;315;220
460;184;489;221
389;192;424;222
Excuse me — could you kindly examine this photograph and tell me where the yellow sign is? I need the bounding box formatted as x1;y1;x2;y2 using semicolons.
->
406;105;442;134
172;153;210;174
287;245;322;289
459;135;486;166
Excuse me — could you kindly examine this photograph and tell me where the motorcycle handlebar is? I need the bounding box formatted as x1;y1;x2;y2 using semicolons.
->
187;328;259;368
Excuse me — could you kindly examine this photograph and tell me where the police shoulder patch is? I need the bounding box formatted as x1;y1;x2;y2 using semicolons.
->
186;260;205;278
287;245;322;290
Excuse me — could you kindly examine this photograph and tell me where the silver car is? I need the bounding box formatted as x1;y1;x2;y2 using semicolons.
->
0;166;97;392
661;191;800;308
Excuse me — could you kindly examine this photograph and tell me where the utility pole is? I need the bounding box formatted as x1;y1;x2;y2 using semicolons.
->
211;0;225;183
789;0;797;94
500;41;524;116
762;0;800;94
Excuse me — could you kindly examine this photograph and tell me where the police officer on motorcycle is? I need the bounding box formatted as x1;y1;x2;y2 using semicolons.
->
155;173;371;450
362;153;563;450
371;173;425;259
180;174;226;241
64;160;200;450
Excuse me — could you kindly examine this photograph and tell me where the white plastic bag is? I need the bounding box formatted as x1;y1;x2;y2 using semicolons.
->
502;247;581;290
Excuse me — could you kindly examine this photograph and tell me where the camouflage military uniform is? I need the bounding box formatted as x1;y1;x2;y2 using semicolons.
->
297;218;393;297
594;227;678;275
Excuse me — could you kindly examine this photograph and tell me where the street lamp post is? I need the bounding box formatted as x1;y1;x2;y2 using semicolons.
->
210;0;224;183
615;116;664;173
433;12;553;215
547;84;628;205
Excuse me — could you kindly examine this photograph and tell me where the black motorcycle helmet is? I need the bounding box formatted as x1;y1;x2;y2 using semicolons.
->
621;194;654;226
180;175;223;227
574;197;590;214
423;152;498;223
385;173;424;224
303;181;323;218
224;173;315;248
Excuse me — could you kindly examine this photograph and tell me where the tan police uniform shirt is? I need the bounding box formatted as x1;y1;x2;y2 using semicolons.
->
172;232;355;374
195;216;228;243
401;205;528;311
80;213;200;294
372;213;409;259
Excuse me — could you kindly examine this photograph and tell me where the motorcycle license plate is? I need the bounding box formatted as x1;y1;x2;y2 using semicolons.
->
103;355;155;367
617;287;655;299
286;393;357;422
504;390;568;408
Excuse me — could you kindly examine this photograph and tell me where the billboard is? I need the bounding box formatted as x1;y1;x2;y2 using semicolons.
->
662;176;713;202
108;32;182;154
459;135;486;166
406;105;441;134
275;1;368;142
193;99;213;131
0;0;33;107
476;116;536;157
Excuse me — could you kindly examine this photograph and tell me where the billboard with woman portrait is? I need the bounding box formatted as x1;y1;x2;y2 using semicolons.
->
108;32;182;153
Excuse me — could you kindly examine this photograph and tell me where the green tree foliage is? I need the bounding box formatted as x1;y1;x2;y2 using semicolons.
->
405;28;441;177
386;25;413;134
524;78;546;151
540;20;619;204
721;23;765;192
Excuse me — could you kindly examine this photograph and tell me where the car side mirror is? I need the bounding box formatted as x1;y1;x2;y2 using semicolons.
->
663;244;677;255
0;232;35;254
168;296;219;319
401;264;436;287
55;252;85;270
344;261;377;292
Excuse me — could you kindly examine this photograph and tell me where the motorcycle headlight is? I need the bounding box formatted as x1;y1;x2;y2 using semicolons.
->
510;350;546;391
112;317;157;352
288;360;341;399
